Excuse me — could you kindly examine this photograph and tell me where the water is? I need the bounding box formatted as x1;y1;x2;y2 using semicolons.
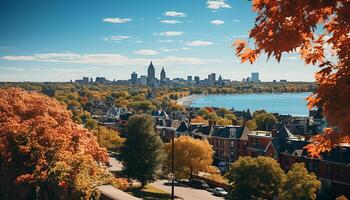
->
190;92;312;116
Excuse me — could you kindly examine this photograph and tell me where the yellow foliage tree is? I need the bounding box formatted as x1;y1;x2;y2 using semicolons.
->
164;136;216;180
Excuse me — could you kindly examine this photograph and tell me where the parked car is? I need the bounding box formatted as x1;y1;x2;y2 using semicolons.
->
213;187;228;197
189;179;209;189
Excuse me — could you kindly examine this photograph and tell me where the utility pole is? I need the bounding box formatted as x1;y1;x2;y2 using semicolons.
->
171;131;175;200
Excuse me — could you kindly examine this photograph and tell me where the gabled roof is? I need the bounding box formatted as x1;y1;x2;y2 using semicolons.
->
176;120;188;133
211;126;245;139
275;125;297;139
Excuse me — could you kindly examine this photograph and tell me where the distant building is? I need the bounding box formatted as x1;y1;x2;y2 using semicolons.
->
83;77;89;84
131;72;138;84
218;75;223;86
251;72;259;83
90;78;93;83
194;76;200;84
208;73;216;86
147;61;156;86
160;67;166;85
139;75;147;85
280;79;287;83
95;77;107;84
187;76;193;82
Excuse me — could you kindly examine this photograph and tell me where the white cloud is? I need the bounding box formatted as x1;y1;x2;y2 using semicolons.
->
207;0;231;10
210;20;225;25
232;19;240;23
134;40;143;43
186;40;214;47
2;53;220;65
160;20;181;24
182;47;191;50
103;36;130;42
134;49;160;55
161;48;178;52
164;11;186;17
102;18;132;24
156;31;185;36
157;40;174;43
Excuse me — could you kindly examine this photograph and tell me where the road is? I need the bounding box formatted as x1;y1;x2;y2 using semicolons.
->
150;180;225;200
108;154;225;200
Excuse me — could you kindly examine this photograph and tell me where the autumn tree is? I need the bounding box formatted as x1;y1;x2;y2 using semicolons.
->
0;88;124;200
93;127;125;152
246;119;257;130
226;156;286;200
233;0;350;154
85;118;98;130
253;112;277;131
163;136;216;181
281;163;321;200
120;114;164;187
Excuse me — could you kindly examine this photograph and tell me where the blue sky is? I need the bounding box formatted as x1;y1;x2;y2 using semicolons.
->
0;0;317;82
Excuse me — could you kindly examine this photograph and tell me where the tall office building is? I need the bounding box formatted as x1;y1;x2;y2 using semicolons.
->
251;72;260;83
131;72;138;84
208;73;216;86
160;67;166;84
147;61;155;86
187;76;193;82
218;75;223;86
194;76;200;84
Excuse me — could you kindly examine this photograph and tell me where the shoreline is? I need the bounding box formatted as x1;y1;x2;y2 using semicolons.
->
176;94;202;106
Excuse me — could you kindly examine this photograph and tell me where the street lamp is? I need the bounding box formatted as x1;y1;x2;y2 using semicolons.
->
171;131;175;200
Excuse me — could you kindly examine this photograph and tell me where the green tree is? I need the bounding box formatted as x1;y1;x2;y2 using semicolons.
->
85;118;98;130
280;163;321;200
120;114;164;187
253;113;277;131
226;156;286;200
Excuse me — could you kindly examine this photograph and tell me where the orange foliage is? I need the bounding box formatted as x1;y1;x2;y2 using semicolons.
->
0;88;123;199
233;1;350;155
191;116;208;124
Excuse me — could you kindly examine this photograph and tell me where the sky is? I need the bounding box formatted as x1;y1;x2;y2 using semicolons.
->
0;0;318;82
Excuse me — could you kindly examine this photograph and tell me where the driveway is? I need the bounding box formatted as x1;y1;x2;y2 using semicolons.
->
150;180;225;200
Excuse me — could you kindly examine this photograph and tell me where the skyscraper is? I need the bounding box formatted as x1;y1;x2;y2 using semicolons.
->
147;61;155;86
131;72;138;84
251;72;260;83
160;67;166;84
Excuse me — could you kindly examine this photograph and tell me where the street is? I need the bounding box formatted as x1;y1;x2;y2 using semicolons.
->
108;154;226;200
150;180;225;200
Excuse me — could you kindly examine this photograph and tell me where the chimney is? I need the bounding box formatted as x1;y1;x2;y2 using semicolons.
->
209;120;213;128
271;129;277;137
305;134;311;141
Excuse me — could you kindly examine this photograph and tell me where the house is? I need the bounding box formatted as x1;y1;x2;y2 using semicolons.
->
207;125;250;172
279;144;350;199
156;120;189;143
190;122;250;172
247;126;302;159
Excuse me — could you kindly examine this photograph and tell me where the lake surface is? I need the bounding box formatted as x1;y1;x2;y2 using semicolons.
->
190;92;312;116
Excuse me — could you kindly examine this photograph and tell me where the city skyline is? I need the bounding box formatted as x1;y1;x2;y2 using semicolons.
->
0;0;318;82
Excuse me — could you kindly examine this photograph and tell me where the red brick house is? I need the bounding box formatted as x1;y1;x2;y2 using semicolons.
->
192;124;250;172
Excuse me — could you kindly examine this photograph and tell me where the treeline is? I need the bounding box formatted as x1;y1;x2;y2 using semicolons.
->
189;82;316;94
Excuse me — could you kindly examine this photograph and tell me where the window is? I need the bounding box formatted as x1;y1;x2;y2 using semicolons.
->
230;141;234;148
327;165;333;176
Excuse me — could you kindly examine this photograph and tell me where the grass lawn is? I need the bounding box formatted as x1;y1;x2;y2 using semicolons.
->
126;185;181;200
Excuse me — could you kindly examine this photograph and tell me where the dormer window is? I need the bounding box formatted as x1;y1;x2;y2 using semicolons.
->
230;129;236;137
